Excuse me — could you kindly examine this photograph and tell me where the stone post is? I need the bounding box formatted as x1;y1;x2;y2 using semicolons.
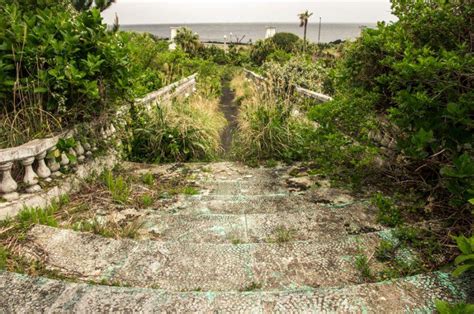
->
21;157;41;193
60;152;70;171
47;147;61;177
75;141;86;163
0;162;19;200
36;151;52;181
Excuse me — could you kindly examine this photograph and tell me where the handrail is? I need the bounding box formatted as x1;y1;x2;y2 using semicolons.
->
136;73;198;105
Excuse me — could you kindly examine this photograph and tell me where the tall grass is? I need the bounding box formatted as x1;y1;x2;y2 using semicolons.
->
127;94;226;162
231;74;315;161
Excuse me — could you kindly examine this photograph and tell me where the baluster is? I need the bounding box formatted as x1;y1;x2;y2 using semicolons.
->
60;152;70;171
68;148;78;169
21;157;41;193
47;147;61;177
75;141;85;163
83;141;92;157
0;162;19;201
35;151;52;182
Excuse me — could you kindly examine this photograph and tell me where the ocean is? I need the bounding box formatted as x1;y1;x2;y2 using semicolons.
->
120;23;375;44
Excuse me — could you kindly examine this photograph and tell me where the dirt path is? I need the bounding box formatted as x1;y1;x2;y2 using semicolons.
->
219;80;239;155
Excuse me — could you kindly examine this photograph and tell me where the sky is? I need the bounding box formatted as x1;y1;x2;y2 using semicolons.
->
101;0;396;25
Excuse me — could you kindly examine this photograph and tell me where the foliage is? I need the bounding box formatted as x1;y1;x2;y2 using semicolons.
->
0;1;130;147
333;0;473;208
139;194;154;207
17;206;58;229
271;32;300;53
71;0;116;12
371;192;402;227
101;170;131;204
119;32;168;98
452;235;474;277
175;27;201;55
435;300;474;314
0;245;7;270
355;254;374;281
262;57;331;95
232;80;314;162
126;94;226;163
141;172;155;186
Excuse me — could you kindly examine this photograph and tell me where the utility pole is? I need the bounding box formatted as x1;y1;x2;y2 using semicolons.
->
318;17;322;44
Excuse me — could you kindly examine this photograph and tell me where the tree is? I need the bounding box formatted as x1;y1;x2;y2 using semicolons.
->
298;10;313;53
174;27;201;55
71;0;116;12
271;32;300;53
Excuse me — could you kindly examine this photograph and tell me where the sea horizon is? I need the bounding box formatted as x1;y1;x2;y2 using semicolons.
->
119;22;376;43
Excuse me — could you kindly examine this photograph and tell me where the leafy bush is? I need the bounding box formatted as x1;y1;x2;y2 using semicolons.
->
270;32;300;53
333;0;473;208
0;1;130;147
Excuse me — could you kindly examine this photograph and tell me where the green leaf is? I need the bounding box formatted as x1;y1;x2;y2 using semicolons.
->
455;236;473;255
453;264;474;277
454;254;474;265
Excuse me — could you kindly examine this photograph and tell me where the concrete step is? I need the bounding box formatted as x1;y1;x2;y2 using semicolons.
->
1;271;469;312
139;205;381;243
22;225;387;291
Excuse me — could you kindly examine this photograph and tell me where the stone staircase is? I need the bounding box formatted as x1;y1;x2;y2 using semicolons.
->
0;162;471;312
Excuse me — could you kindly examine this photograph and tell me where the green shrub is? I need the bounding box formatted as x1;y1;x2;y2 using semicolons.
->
270;32;300;53
333;0;473;208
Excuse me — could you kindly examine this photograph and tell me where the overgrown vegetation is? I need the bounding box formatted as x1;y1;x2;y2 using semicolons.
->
126;94;226;163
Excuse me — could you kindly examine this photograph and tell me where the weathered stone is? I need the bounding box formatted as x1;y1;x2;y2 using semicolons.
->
286;176;313;190
0;162;19;200
21;157;41;193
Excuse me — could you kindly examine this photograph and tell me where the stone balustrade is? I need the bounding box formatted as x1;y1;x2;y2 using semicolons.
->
136;74;198;106
0;75;198;219
244;69;333;102
0;124;116;202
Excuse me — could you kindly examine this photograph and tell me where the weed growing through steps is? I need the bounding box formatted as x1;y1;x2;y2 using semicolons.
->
355;254;374;282
101;170;131;204
240;282;263;292
141;172;155;186
72;218;144;239
17;206;59;229
139;194;154;208
267;226;295;244
0;196;72;276
183;186;199;195
0;245;7;270
371;193;402;227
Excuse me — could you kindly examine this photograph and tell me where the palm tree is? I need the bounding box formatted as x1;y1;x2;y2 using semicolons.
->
71;0;116;12
174;27;201;55
298;10;313;53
